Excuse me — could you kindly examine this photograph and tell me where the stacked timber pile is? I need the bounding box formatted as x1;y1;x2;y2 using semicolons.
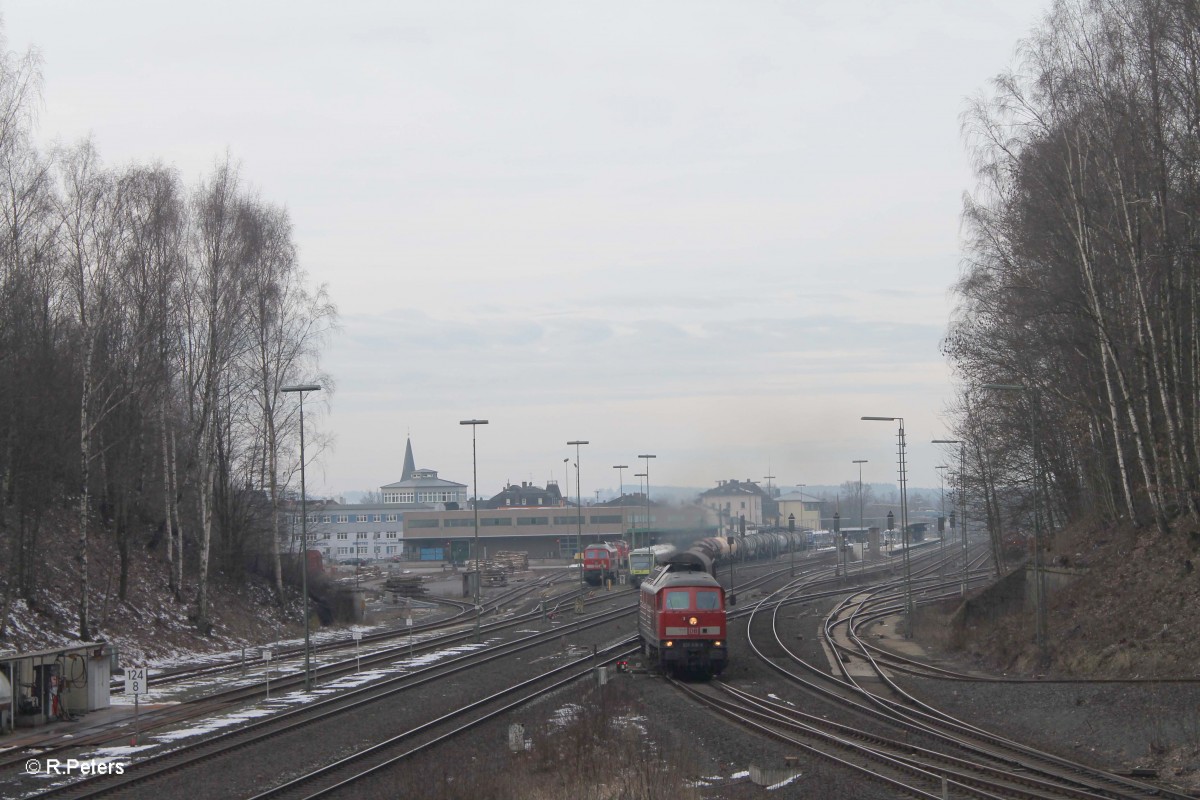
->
464;559;511;585
493;551;529;572
384;575;427;598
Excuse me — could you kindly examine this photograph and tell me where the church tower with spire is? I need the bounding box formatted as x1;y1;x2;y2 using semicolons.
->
401;437;416;481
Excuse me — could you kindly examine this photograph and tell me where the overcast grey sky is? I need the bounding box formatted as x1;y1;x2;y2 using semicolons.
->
3;1;1049;499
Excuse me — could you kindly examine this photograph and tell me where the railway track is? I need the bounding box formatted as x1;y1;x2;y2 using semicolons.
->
8;603;641;800
0;572;631;775
722;544;1196;799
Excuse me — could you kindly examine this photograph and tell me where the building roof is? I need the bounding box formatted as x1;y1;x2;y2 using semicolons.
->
485;481;564;509
379;470;466;490
597;492;660;508
698;479;766;499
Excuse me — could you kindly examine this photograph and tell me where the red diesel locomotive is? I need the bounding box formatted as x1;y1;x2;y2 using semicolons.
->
582;543;622;586
637;553;727;677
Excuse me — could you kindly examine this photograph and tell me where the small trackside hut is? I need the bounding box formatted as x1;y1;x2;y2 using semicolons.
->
0;643;113;733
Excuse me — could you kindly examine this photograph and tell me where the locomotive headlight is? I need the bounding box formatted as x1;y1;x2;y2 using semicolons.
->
665;640;674;647
714;641;722;647
688;616;698;626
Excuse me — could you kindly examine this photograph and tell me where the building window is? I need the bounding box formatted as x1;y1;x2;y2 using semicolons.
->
337;547;349;555
356;532;367;539
386;514;398;522
336;532;348;540
386;531;398;538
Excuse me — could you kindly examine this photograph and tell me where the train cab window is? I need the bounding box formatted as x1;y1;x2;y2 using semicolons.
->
696;590;720;610
664;591;690;610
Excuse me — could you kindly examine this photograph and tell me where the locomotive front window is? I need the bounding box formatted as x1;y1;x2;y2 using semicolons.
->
665;591;690;610
696;590;720;610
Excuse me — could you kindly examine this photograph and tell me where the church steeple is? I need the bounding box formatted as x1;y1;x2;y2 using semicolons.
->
402;437;416;480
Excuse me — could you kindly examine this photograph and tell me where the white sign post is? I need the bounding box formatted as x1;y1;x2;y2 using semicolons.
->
406;615;414;657
126;666;148;745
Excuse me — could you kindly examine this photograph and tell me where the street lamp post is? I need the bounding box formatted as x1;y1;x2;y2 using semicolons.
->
281;383;321;691
568;441;589;585
638;454;656;558
460;419;489;642
634;472;647;557
932;439;968;597
853;460;868;575
862;416;913;638
983;383;1046;661
613;465;628;499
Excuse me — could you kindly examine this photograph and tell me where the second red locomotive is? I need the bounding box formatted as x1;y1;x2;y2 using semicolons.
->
582;542;623;586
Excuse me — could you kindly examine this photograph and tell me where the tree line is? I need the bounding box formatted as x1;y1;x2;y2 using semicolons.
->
946;0;1200;561
0;37;336;640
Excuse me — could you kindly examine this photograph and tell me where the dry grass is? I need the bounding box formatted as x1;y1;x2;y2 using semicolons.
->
354;681;706;800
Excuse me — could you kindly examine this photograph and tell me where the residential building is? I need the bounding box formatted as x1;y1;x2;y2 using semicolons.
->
698;479;766;532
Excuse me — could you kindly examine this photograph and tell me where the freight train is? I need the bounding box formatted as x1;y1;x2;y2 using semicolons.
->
685;529;803;568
